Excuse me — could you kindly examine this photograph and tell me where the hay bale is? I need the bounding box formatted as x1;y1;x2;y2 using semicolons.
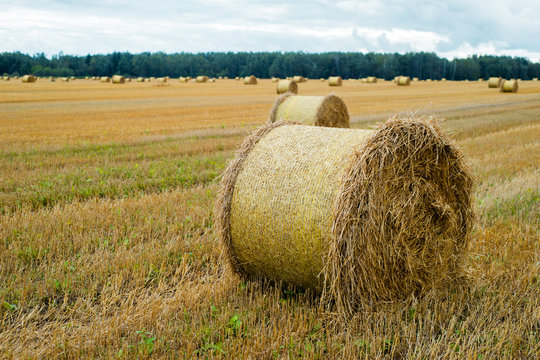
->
412;77;419;82
276;80;298;94
196;76;208;83
61;77;69;82
360;78;368;83
21;75;37;83
136;77;144;82
487;77;502;88
393;76;400;83
179;77;188;82
328;76;342;86
320;78;326;82
271;77;279;83
244;75;257;85
441;78;447;82
367;76;377;83
70;76;75;80
216;116;473;313
533;78;538;81
100;76;110;83
112;75;125;84
235;77;240;80
268;93;349;128
49;78;55;82
157;77;167;83
397;76;411;86
500;79;518;93
292;76;306;83
3;76;10;81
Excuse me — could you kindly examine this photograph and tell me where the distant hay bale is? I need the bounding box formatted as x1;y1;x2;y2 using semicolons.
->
61;77;69;82
393;76;400;83
426;79;432;82
219;76;223;80
112;75;125;84
157;77;167;83
49;78;55;82
179;77;188;82
196;76;208;83
100;76;110;83
276;80;298;94
210;78;216;83
21;75;37;83
269;93;349;128
441;78;447;82
360;78;368;83
478;78;483;81
3;76;10;81
328;76;343;86
235;77;240;80
85;76;89;80
216;116;474;313
367;76;377;83
70;76;75;80
413;77;419;82
487;77;502;88
271;77;279;83
320;78;326;82
292;76;306;83
533;78;538;81
397;76;411;86
244;75;257;85
500;79;518;93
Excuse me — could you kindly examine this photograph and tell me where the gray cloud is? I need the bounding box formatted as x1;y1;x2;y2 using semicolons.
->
1;0;539;61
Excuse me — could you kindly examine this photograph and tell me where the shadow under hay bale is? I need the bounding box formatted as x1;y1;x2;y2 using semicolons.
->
215;116;473;314
276;80;298;94
268;93;349;128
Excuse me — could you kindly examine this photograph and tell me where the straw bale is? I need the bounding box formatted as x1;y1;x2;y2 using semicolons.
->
487;77;502;88
179;77;188;82
216;116;473;314
500;79;518;93
70;76;75;80
157;77;167;83
360;78;368;83
271;77;279;83
244;75;257;85
21;75;37;83
3;76;10;81
413;77;419;81
393;76;400;83
320;78;326;82
441;78;447;82
112;75;125;84
367;76;377;83
61;77;69;82
269;93;349;128
328;76;342;86
100;76;110;83
397;76;411;86
235;77;240;80
292;75;306;83
276;80;298;94
49;78;55;82
533;78;538;81
196;76;208;83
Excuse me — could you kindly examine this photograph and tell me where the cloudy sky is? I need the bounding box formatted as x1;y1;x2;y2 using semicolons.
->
2;0;540;61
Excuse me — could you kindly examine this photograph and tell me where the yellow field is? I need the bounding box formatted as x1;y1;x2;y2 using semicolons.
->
1;79;539;358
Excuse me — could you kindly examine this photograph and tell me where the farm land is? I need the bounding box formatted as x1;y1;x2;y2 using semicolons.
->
1;79;539;358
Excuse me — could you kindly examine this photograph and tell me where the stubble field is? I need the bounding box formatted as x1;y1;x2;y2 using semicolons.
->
1;79;539;359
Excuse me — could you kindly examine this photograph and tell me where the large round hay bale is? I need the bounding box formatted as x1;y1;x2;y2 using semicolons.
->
367;76;377;83
292;75;306;83
500;79;518;93
216;117;473;313
244;75;257;85
100;76;111;83
196;76;208;83
21;75;37;83
276;80;298;94
397;76;411;86
268;93;349;128
487;77;502;88
112;75;125;84
328;76;342;86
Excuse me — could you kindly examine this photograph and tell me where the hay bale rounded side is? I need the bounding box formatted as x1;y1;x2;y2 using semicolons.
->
244;75;257;85
487;77;502;88
500;79;518;93
276;80;298;94
112;75;125;84
21;75;37;83
268;93;349;128
397;76;411;86
196;76;208;83
100;76;111;83
328;76;343;86
216;117;473;313
367;76;377;83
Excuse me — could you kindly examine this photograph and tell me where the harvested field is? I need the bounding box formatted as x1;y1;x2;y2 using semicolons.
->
0;79;539;359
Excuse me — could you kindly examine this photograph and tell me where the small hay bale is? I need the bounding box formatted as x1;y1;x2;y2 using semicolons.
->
179;77;188;82
320;78;326;82
157;77;167;83
271;77;279;83
397;76;411;86
413;77;419;82
49;78;55;82
292;75;306;83
196;76;208;83
276;80;298;94
70;76;75;80
100;76;110;83
328;76;342;86
3;76;10;81
21;75;37;83
367;76;377;83
500;79;518;93
216;116;473;314
61;77;69;82
360;78;368;83
487;77;502;88
210;78;216;83
244;75;257;85
112;75;125;84
268;93;349;128
235;77;240;80
441;78;447;82
136;77;144;82
533;78;538;81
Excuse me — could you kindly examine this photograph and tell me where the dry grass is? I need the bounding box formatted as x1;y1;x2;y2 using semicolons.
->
0;80;538;359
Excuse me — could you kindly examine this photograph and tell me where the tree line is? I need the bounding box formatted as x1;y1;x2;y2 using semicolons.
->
1;51;539;80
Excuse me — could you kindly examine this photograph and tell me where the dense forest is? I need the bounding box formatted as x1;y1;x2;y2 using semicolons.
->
1;51;539;80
